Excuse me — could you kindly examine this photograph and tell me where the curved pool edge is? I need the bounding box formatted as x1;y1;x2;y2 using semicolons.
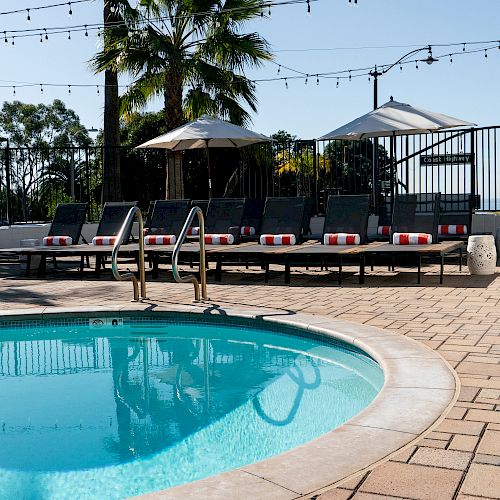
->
0;304;459;500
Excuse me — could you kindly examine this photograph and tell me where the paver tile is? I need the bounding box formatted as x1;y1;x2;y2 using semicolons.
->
449;435;479;452
459;463;500;498
477;430;500;456
409;447;472;470
358;462;462;500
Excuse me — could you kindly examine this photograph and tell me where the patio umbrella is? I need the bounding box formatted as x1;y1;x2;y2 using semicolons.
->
318;98;476;140
136;115;271;197
318;98;476;200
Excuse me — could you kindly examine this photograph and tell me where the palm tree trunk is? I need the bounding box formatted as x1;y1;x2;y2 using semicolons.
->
164;69;184;199
102;1;122;202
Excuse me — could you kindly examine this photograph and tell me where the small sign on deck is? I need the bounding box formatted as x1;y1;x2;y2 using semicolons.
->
420;154;474;165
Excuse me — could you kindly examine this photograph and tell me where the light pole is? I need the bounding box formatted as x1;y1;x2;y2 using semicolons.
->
369;46;437;209
0;137;11;225
369;46;438;110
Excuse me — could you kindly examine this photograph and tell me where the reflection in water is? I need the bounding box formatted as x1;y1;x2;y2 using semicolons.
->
0;322;383;497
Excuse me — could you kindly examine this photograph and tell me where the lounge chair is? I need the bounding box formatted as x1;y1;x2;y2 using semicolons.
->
438;193;474;240
240;199;265;239
364;193;464;283
145;200;190;243
208;197;306;282
282;195;372;284
204;198;247;244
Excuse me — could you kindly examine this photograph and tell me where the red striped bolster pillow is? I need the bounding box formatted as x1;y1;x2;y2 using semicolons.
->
144;235;176;245
241;226;256;236
260;234;296;246
187;226;199;236
324;233;360;245
377;225;391;237
438;224;467;235
204;234;234;245
393;232;432;245
43;236;72;246
92;236;117;245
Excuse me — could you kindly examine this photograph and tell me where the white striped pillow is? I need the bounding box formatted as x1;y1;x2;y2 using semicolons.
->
324;233;361;245
43;236;73;246
393;233;432;245
260;234;296;246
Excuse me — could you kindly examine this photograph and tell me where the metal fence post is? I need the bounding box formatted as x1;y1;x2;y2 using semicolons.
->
470;128;476;208
4;140;11;225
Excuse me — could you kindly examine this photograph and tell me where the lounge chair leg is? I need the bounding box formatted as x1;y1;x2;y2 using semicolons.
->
245;257;249;269
95;255;101;277
25;254;31;277
215;258;222;282
52;256;57;269
37;255;47;278
370;255;374;271
152;255;159;279
284;258;291;284
359;254;365;285
417;254;421;284
80;256;84;275
305;258;309;271
86;256;90;268
338;256;342;285
440;254;444;284
264;261;269;283
459;247;463;271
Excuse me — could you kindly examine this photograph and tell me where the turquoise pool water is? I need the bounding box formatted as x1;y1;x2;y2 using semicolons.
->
0;315;383;499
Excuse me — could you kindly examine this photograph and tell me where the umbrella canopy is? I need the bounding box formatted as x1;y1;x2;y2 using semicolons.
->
136;114;271;150
319;99;476;140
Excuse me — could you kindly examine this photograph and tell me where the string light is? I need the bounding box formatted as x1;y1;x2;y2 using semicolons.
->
449;54;453;63
304;74;308;84
463;43;466;52
68;2;73;16
0;0;91;18
44;28;48;41
12;86;15;95
284;78;288;89
68;84;71;94
415;59;419;69
484;49;488;58
84;25;88;37
4;32;7;43
96;85;99;94
277;64;281;74
316;74;319;85
40;83;43;93
348;70;351;81
336;78;339;88
307;0;311;14
68;30;71;40
11;37;14;46
26;9;31;23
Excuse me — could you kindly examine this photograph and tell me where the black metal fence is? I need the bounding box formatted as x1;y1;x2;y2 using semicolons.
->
0;126;498;224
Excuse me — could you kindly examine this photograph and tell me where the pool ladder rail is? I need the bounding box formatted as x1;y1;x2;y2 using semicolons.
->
111;205;208;303
111;206;148;302
172;206;208;302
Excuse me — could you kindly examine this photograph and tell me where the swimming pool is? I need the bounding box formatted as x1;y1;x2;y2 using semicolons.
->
0;313;383;499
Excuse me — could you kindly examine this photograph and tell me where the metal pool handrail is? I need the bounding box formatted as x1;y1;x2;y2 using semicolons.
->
172;206;208;302
111;206;147;302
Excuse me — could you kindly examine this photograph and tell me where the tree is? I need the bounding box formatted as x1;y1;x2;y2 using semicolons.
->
0;100;91;221
102;0;123;203
92;0;271;198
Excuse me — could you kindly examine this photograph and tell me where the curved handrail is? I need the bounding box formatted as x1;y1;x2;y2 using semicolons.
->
172;206;208;302
111;206;147;302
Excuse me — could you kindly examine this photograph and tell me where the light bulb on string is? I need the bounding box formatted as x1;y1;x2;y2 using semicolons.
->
96;86;100;94
449;54;453;63
39;33;43;43
44;29;48;41
268;5;271;15
40;84;43;93
284;78;288;89
336;78;339;88
305;74;308;85
462;43;466;52
11;37;14;46
415;60;418;70
4;32;8;44
307;0;311;15
68;2;73;16
85;25;89;37
26;9;31;23
68;31;71;40
316;74;319;85
68;85;71;94
400;63;403;71
277;64;280;75
348;70;351;81
12;86;15;96
484;49;488;58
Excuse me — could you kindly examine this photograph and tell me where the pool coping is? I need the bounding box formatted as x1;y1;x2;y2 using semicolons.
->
0;303;460;500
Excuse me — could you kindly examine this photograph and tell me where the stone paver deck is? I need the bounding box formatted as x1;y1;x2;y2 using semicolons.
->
0;260;499;499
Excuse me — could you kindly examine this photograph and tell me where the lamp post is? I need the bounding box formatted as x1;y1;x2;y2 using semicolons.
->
369;46;437;209
0;137;11;225
369;45;437;110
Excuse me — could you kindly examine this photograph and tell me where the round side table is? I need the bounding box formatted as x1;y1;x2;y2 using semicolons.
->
467;235;497;275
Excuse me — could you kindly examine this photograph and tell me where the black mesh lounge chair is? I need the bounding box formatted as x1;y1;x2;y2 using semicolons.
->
260;197;306;243
190;200;209;215
323;195;370;244
241;199;265;238
47;202;88;244
391;193;440;244
95;201;137;242
205;198;247;244
438;193;474;240
146;200;190;237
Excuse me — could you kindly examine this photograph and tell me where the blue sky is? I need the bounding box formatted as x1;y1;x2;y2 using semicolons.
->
0;0;499;139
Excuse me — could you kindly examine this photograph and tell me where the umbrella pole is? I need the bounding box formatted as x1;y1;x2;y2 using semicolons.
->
206;140;212;199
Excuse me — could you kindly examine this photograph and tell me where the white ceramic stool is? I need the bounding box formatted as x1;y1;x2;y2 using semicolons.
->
467;235;497;275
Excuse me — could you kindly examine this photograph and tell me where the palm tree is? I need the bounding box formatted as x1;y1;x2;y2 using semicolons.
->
92;0;271;197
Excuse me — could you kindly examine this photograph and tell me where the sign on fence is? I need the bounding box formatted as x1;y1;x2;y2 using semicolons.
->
420;154;474;165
